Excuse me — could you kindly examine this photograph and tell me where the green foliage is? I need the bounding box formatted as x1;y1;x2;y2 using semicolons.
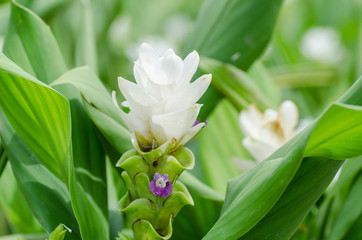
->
47;224;67;240
203;77;362;239
0;0;361;239
183;0;283;70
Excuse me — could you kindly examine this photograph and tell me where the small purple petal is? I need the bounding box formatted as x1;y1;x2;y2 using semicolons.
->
194;120;208;128
153;172;161;180
149;173;172;198
149;179;162;196
161;174;169;182
161;182;173;198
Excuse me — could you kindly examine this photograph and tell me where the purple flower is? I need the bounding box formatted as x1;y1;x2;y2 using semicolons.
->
149;173;173;198
193;120;208;128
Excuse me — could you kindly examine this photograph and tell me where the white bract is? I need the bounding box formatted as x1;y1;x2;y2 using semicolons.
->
113;43;211;152
240;100;299;162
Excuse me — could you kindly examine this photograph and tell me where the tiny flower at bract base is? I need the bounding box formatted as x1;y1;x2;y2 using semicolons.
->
149;173;173;198
113;43;211;152
239;100;299;163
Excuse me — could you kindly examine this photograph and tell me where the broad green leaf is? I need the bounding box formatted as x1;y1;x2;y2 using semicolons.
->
240;157;342;240
0;109;81;239
343;214;362;240
74;0;97;72
199;100;249;194
0;165;43;234
0;53;108;240
0;52;70;181
204;77;362;239
52;66;132;154
199;57;272;110
179;172;224;202
184;0;283;70
203;129;309;240
3;3;110;237
183;0;284;119
0;141;6;177
16;0;70;18
173;196;222;240
327;174;362;240
3;1;67;84
305;103;362;159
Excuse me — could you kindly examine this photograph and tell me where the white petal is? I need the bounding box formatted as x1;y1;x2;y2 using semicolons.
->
264;109;278;123
133;63;162;98
163;48;176;57
278;100;298;138
178;122;205;147
133;60;148;88
151;104;202;145
239;104;263;139
159;54;184;85
138;43;159;72
163;74;211;112
242;137;276;162
112;91;149;140
178;50;199;87
118;77;157;107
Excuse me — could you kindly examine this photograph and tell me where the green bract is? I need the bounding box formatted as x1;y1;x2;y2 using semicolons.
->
116;142;195;239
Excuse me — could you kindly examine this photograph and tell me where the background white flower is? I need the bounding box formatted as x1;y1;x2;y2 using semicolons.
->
300;27;345;64
113;43;211;151
239;100;299;162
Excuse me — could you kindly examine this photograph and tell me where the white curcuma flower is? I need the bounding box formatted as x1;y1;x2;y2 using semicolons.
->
113;43;211;152
300;27;344;64
239;100;299;162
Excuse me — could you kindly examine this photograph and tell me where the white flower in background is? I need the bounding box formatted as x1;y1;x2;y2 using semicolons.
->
113;43;211;151
240;100;299;162
300;27;344;64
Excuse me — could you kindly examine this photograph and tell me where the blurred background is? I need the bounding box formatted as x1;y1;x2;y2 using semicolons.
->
0;0;361;239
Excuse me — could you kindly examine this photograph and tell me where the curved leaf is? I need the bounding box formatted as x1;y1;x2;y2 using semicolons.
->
3;1;67;84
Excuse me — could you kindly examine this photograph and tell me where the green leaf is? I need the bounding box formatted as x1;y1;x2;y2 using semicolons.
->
240;157;342;240
48;224;68;240
0;53;109;240
199;57;272;110
0;141;7;178
183;0;283;70
3;1;67;84
0;165;43;234
327;174;362;240
203;77;362;239
52;66;132;154
199;100;249;194
0;52;71;181
183;0;284;119
0;109;81;239
53;81;108;222
179;172;224;202
203;130;309;240
74;0;97;72
305;103;362;159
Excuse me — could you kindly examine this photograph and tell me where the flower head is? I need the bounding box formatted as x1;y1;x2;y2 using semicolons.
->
240;100;299;162
113;43;211;152
149;173;173;198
